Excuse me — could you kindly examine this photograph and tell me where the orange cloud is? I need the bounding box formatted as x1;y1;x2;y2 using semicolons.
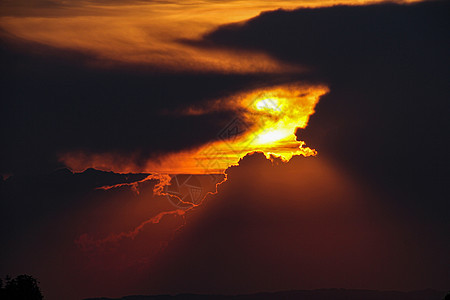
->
59;83;328;174
0;0;423;72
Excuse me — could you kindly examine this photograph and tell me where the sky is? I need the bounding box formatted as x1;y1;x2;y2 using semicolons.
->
0;0;449;299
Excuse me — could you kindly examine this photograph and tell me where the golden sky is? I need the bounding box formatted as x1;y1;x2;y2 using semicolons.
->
0;0;422;72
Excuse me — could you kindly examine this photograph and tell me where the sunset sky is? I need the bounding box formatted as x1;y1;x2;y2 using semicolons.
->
1;0;449;299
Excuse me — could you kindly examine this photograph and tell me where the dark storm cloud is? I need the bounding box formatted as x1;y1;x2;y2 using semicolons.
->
189;0;450;214
0;34;283;174
0;168;148;255
147;153;450;294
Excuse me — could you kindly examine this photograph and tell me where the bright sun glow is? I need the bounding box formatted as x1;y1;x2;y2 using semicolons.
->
255;98;282;112
256;129;290;144
185;84;330;173
60;84;329;174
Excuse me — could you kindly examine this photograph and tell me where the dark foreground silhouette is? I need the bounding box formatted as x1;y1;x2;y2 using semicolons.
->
0;275;43;300
85;289;448;300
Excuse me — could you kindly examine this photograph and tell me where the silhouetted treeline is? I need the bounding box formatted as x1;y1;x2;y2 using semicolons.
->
0;275;43;300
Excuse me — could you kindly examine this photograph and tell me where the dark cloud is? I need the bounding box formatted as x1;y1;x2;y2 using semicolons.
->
0;168;179;300
0;34;285;175
0;168;148;254
198;0;449;73
146;153;450;294
189;0;450;220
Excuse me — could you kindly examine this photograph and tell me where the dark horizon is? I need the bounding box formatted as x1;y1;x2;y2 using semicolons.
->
84;288;448;300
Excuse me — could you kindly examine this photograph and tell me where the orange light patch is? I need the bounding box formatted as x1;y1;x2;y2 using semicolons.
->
60;84;328;174
187;84;329;173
